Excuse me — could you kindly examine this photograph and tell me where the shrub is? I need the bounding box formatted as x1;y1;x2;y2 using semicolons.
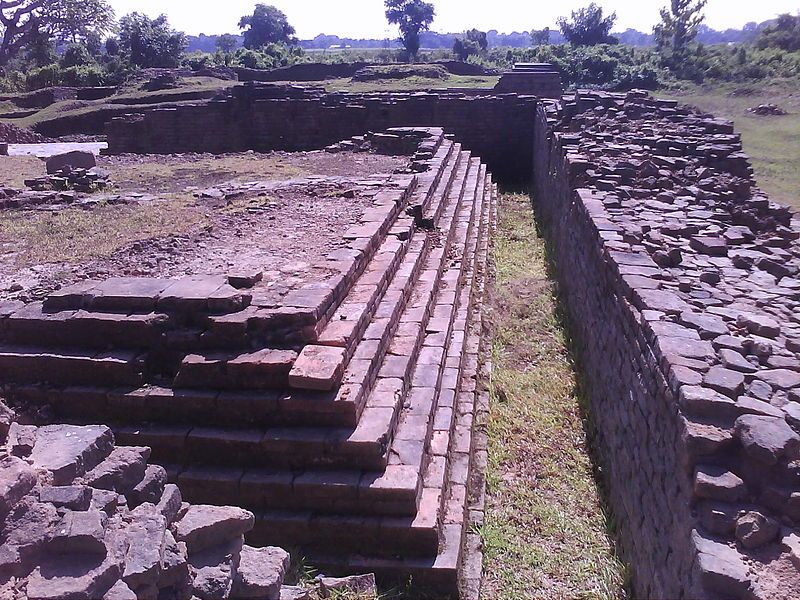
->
60;43;95;68
60;65;105;87
26;64;106;89
26;65;62;89
183;51;216;71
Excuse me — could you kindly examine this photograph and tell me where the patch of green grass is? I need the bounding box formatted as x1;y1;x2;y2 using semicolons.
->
661;80;800;209
481;193;627;600
321;74;498;93
0;197;206;265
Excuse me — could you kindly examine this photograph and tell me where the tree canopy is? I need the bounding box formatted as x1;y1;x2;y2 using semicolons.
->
239;4;296;49
118;12;187;68
530;28;552;46
216;33;239;54
384;0;435;60
654;0;707;61
453;29;487;61
756;13;800;52
0;0;115;64
557;3;618;46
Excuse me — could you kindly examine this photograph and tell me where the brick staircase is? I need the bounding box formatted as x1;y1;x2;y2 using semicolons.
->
0;128;495;594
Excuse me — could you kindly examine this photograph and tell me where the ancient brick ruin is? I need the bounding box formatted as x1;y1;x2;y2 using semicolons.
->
2;80;800;600
104;84;538;184
2;126;493;596
535;90;800;599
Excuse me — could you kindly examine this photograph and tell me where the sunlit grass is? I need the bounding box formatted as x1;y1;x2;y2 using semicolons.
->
481;193;628;600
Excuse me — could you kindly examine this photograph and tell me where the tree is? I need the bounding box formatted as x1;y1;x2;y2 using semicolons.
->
654;0;707;62
0;0;115;65
453;29;487;61
118;12;187;68
557;3;617;46
42;0;115;44
384;0;435;60
60;42;94;67
216;33;239;54
239;4;295;49
756;14;800;52
466;29;487;52
530;27;551;46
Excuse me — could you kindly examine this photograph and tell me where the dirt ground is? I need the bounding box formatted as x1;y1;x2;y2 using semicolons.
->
0;151;408;302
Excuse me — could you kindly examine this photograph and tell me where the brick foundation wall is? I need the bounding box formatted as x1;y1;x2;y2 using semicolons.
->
534;91;800;599
105;84;538;185
533;102;701;598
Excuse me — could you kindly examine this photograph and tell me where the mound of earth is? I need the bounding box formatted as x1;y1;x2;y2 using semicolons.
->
0;122;47;143
352;64;450;82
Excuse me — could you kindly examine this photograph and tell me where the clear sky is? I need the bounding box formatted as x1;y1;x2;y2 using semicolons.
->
106;0;799;38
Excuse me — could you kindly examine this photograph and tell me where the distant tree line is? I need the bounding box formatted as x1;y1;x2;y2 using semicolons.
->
1;0;798;93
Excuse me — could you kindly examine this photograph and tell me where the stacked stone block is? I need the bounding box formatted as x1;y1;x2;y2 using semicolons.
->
0;421;290;600
534;89;800;599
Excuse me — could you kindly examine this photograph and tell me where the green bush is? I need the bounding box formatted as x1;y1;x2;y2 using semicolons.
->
231;43;305;69
183;51;216;71
26;65;62;89
60;65;105;87
26;64;106;89
60;43;95;68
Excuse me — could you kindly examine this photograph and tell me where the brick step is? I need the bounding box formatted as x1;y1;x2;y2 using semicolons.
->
113;156;486;529
43;275;253;314
290;141;464;392
0;346;144;387
240;163;490;556
112;153;483;474
292;171;495;592
0;304;171;349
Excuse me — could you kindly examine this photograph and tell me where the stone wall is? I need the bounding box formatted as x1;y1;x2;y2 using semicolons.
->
105;84;538;184
534;90;800;599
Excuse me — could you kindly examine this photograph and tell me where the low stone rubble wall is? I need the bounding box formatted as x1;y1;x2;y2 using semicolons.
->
105;83;538;184
534;90;800;599
0;417;291;600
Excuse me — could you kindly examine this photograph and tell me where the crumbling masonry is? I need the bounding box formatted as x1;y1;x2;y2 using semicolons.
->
2;82;800;599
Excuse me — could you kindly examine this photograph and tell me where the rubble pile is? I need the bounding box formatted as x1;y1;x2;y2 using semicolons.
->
747;104;788;116
0;123;46;144
0;418;291;600
24;166;109;194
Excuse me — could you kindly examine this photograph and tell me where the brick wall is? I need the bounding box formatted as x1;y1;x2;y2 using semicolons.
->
105;84;538;185
534;90;800;599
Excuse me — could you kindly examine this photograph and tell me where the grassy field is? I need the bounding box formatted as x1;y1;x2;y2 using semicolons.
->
662;80;800;209
481;194;627;600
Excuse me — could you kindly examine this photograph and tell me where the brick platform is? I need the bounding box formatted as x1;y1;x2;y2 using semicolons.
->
2;128;495;595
